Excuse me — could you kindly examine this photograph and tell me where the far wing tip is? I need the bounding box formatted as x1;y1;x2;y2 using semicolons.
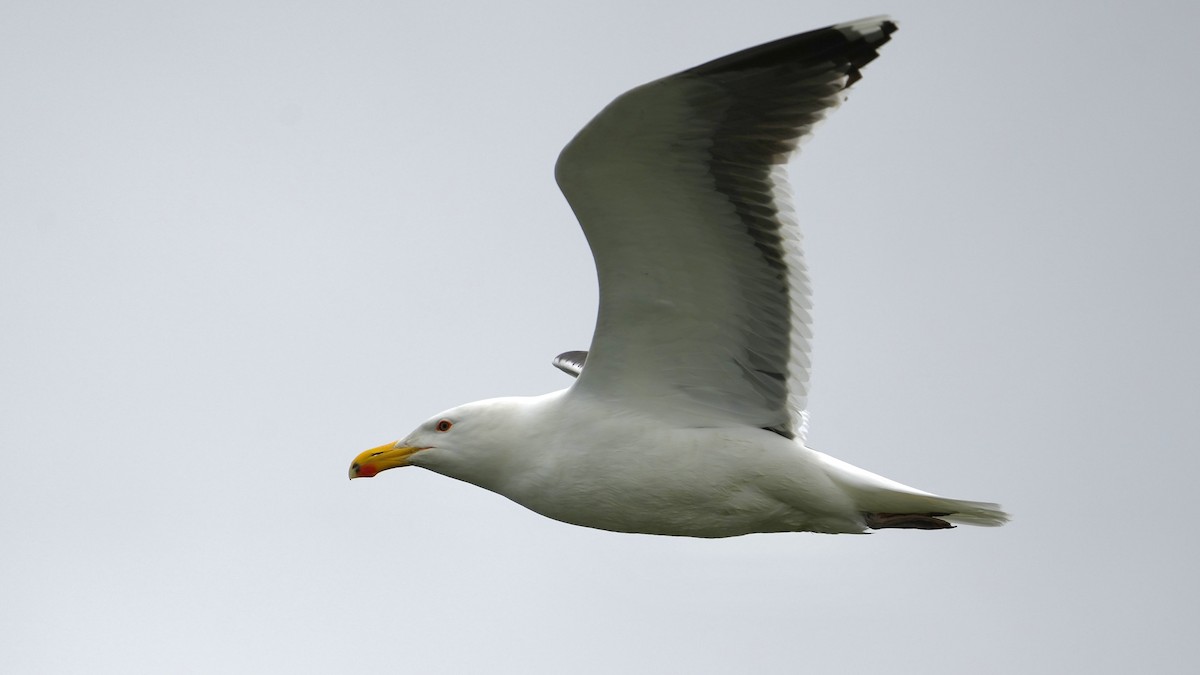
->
552;350;588;378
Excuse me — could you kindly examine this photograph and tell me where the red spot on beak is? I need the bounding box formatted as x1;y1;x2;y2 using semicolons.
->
354;463;379;478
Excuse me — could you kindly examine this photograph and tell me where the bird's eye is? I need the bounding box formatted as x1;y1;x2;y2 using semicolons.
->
435;419;453;432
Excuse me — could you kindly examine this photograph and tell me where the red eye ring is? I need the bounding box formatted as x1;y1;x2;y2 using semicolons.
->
435;419;453;432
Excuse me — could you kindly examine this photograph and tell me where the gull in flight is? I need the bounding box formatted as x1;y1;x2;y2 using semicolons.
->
349;17;1009;536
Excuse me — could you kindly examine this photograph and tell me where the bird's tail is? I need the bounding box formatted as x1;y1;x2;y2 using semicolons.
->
815;450;1010;529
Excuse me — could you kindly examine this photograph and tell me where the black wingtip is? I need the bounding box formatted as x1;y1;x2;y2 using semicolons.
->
683;16;898;85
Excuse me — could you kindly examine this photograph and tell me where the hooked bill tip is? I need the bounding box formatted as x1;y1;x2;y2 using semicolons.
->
349;462;379;479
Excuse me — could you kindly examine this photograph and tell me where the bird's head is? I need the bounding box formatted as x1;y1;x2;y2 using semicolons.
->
348;413;456;479
348;397;531;484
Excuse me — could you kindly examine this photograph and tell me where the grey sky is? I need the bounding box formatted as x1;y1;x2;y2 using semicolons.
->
3;1;1198;673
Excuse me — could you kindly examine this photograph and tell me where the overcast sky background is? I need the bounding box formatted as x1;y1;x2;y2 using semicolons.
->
3;1;1198;673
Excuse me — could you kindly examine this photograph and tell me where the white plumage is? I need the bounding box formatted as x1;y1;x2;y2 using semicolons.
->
349;16;1009;536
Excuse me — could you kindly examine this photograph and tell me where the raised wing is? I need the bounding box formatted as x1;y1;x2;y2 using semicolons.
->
555;17;896;438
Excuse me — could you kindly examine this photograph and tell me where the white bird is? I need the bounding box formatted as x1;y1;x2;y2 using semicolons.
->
349;17;1009;536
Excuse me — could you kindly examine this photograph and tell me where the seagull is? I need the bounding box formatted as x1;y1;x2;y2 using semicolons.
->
349;17;1009;536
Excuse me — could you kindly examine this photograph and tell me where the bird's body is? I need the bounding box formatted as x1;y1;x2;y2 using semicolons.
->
350;16;1009;537
410;392;859;537
403;391;1003;537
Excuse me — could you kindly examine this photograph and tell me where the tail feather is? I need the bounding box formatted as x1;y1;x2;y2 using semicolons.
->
815;450;1011;528
935;499;1010;527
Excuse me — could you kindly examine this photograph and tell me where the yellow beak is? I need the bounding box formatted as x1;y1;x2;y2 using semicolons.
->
348;442;425;479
